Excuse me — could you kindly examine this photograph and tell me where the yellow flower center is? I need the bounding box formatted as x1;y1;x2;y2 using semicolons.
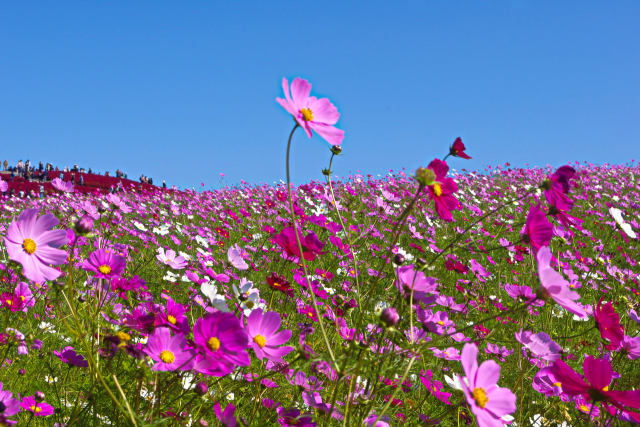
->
432;182;443;197
602;386;609;391
159;350;175;364
167;315;177;325
207;337;221;351
253;334;267;348
5;300;12;306
30;405;42;413
437;321;445;326
98;265;112;275
579;404;590;412
22;238;37;254
116;331;131;342
553;382;561;387
300;108;314;122
472;387;489;408
20;295;25;302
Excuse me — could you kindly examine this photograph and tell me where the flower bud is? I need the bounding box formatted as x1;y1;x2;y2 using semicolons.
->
330;146;342;155
74;215;94;235
195;381;208;395
321;168;330;176
35;391;45;402
415;167;436;187
393;253;405;265
380;307;400;327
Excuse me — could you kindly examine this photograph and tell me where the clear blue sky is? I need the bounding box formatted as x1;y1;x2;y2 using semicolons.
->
1;2;638;189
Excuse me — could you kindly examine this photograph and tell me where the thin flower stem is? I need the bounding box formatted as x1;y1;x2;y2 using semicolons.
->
283;121;337;368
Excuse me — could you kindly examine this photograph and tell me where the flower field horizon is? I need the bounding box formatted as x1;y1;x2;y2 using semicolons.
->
0;79;639;426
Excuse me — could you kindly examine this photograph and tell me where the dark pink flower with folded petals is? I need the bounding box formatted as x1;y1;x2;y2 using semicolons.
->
522;205;553;253
550;356;640;423
214;402;238;427
54;346;88;367
449;137;472;159
273;226;325;261
594;299;624;350
544;166;576;212
425;159;461;222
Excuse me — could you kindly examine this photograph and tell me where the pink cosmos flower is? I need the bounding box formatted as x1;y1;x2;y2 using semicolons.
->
425;159;461;222
0;382;20;418
394;264;439;305
515;329;562;364
4;209;67;283
536;246;588;319
214;402;238;427
521;205;553;253
459;343;517;427
0;178;7;193
82;248;126;279
156;248;187;270
227;243;249;270
276;77;344;146
245;309;293;362
544;166;576;212
51;177;74;193
193;312;250;377
144;327;194;371
449;137;471;159
550;356;640;423
21;396;54;416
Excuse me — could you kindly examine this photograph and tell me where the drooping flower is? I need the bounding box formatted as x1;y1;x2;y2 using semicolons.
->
594;299;624;350
144;327;194;371
458;343;517;427
276;77;344;146
82;248;126;279
192;312;250;377
550;356;640;423
214;402;238;427
515;330;562;363
21;396;54;416
449;137;471;159
227;244;249;270
245;309;293;362
54;346;88;367
394;264;438;305
543;166;576;212
536;246;588;319
521;205;553;253
4;208;67;283
421;159;460;222
273;226;325;261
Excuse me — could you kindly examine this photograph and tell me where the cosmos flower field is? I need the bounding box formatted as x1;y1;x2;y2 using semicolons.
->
1;80;640;426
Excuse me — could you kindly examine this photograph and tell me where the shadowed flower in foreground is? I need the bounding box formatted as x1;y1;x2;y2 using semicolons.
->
276;77;345;146
4;209;68;284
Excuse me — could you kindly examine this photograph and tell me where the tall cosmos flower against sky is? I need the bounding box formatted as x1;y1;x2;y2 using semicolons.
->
424;159;460;222
276;77;345;146
4;208;68;284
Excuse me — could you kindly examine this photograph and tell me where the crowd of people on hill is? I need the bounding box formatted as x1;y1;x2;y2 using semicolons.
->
2;159;158;186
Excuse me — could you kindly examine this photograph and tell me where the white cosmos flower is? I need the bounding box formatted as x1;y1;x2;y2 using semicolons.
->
609;207;637;238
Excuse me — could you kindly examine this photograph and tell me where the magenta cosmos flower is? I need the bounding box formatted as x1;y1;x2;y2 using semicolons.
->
51;177;74;193
543;165;576;212
459;343;516;427
536;246;588;318
594;299;624;350
394;264;438;305
193;312;250;377
550;356;640;423
424;159;461;222
144;327;194;371
82;248;126;279
4;209;67;283
273;226;325;261
245;309;293;362
449;137;471;159
276;77;345;146
521;205;553;253
21;396;54;416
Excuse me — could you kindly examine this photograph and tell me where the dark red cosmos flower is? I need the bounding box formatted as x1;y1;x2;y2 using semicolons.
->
594;299;624;350
449;137;471;159
521;205;553;253
266;272;294;297
550;356;640;423
273;226;325;261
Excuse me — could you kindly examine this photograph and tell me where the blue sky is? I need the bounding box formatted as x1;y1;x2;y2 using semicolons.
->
1;1;638;189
